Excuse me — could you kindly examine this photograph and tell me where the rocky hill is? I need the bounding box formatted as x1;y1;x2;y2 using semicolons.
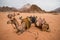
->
48;7;60;13
0;6;18;12
0;4;46;13
19;4;46;13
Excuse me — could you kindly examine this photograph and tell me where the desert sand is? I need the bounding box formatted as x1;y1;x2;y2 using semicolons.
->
0;12;60;40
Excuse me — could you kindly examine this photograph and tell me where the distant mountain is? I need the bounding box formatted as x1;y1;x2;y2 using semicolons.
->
0;4;46;13
54;7;60;13
19;4;46;13
48;7;60;13
0;6;18;12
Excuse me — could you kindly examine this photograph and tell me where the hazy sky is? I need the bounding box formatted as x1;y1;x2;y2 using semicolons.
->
0;0;60;11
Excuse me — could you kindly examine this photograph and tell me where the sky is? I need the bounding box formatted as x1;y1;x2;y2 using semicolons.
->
0;0;60;11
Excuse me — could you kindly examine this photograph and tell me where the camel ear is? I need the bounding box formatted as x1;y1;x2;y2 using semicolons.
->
36;16;37;18
19;16;22;20
7;20;11;24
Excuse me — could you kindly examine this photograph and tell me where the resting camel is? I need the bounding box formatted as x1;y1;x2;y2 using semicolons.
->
7;14;26;33
19;17;31;30
36;18;49;31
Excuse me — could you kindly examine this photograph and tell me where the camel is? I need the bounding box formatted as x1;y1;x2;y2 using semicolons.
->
36;18;49;32
7;14;26;33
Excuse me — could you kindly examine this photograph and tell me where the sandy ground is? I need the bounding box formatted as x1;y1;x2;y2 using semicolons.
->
0;12;60;40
